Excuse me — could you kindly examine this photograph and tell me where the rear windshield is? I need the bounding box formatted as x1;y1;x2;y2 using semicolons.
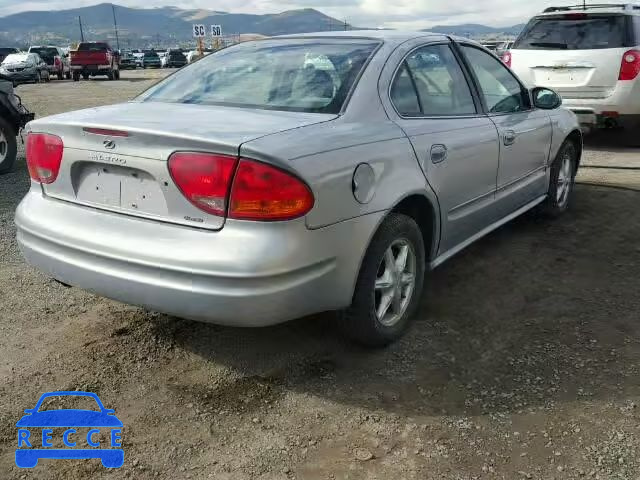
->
0;48;17;55
514;15;630;50
78;43;109;52
138;39;379;114
30;47;57;58
144;52;159;58
169;52;185;59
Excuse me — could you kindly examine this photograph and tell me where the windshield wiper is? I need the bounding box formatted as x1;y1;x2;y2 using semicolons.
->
528;42;568;49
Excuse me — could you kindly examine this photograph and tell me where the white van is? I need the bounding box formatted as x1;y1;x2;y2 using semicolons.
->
505;4;640;139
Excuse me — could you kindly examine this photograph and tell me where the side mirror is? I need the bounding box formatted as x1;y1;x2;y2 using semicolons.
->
532;87;562;110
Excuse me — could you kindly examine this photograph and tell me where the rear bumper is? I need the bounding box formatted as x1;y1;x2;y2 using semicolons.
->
561;81;640;127
15;191;380;326
70;65;112;74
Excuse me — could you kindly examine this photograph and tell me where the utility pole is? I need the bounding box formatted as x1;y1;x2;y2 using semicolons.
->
78;16;85;42
112;4;120;51
344;19;348;31
583;0;586;9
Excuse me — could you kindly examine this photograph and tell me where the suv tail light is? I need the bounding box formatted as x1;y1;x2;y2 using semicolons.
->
619;50;640;81
168;152;237;216
26;133;64;184
229;159;314;221
502;51;512;67
168;153;314;221
54;57;61;68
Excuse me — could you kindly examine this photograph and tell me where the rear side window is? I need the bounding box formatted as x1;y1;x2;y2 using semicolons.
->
514;15;630;50
390;44;476;116
390;64;421;116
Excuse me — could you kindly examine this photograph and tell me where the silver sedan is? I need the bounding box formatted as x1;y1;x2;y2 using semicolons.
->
15;31;581;346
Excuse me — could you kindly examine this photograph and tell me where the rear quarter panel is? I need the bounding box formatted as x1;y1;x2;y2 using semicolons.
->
241;119;437;229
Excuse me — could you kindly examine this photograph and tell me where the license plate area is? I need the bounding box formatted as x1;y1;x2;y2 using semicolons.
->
74;163;168;217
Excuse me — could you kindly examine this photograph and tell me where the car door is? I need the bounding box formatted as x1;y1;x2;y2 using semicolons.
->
458;44;552;212
381;41;501;258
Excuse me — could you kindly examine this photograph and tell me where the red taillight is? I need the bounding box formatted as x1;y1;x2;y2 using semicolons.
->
168;153;314;221
168;152;237;216
26;133;64;184
54;57;61;68
619;50;640;81
229;159;314;221
502;51;512;67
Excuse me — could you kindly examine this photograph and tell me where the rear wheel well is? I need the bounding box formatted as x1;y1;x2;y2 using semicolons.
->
390;195;436;263
566;129;583;170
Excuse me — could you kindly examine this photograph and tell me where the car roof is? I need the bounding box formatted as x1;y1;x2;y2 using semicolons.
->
277;30;457;46
539;4;640;15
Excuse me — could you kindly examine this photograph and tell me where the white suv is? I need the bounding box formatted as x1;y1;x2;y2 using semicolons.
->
505;4;640;139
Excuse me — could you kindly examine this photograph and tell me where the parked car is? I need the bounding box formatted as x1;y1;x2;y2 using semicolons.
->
0;74;35;174
28;46;70;80
0;52;50;85
142;51;162;68
132;51;144;68
0;47;20;64
505;3;640;141
164;50;187;68
69;42;120;81
119;52;137;70
15;32;581;346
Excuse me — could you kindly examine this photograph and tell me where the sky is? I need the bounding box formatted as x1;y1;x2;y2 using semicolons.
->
0;0;569;28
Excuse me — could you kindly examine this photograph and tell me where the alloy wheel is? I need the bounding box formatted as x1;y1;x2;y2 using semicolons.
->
374;239;417;327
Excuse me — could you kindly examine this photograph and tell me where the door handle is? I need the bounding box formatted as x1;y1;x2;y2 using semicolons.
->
503;130;517;146
430;144;448;164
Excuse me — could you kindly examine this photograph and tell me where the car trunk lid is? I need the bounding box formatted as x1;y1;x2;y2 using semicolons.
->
515;48;626;98
31;102;335;230
511;13;633;98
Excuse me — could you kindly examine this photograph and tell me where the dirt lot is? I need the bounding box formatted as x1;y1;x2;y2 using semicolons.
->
1;69;639;480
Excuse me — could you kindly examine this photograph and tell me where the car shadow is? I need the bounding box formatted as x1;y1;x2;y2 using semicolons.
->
149;184;640;418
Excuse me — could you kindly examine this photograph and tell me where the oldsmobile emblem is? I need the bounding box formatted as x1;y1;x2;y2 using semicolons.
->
88;151;127;165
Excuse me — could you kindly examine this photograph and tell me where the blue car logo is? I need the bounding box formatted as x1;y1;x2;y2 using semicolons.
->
15;391;123;468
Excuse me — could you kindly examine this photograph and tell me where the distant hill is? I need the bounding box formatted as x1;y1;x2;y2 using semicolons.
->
425;23;525;37
0;3;350;47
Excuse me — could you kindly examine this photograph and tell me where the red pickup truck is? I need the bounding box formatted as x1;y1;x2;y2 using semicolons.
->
69;42;120;81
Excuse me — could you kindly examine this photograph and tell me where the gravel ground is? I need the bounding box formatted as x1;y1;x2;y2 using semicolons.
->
1;70;639;480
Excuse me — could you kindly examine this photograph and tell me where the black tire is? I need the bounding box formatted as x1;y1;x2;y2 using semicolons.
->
0;118;18;174
539;140;578;217
65;71;71;80
57;71;63;80
114;69;120;80
73;72;80;82
44;72;51;83
82;73;89;80
35;71;41;83
338;213;426;347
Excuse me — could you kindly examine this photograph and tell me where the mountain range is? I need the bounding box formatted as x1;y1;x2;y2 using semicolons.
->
0;3;523;48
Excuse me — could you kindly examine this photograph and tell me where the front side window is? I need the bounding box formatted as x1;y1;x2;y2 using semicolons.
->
461;45;530;114
139;39;380;114
390;44;476;116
